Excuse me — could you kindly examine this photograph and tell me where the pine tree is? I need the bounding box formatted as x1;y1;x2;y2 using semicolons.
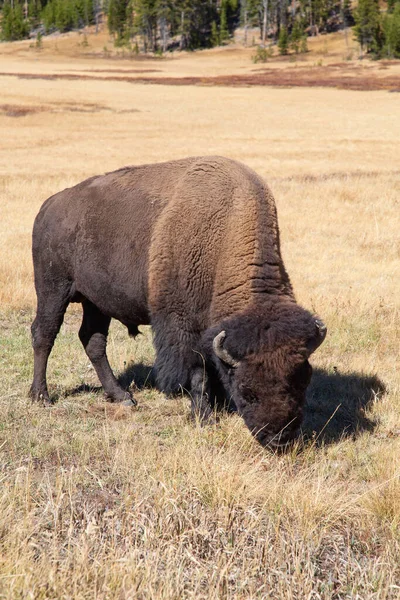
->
220;1;229;43
210;19;219;46
224;0;239;35
290;20;303;53
278;25;289;54
387;0;400;13
75;0;94;28
353;0;381;54
1;2;29;40
175;0;218;50
1;2;13;39
42;0;56;32
381;4;400;57
132;0;159;51
55;0;74;33
28;0;42;29
108;0;130;42
342;0;354;26
300;34;308;52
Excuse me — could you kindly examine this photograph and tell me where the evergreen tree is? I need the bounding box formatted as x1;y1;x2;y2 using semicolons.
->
278;25;288;53
75;0;94;27
342;0;354;26
210;19;219;46
175;0;218;50
224;0;239;34
42;0;56;32
0;0;360;55
55;0;75;32
108;0;130;41
353;0;381;53
387;0;400;13
41;0;94;34
290;19;303;53
1;2;29;40
381;4;400;57
28;0;42;29
133;0;159;50
300;33;308;52
220;1;229;43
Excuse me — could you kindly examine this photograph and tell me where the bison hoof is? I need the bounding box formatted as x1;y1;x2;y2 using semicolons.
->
105;390;137;406
122;396;137;407
29;387;52;406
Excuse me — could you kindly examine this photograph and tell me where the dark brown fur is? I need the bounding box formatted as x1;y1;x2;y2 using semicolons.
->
30;156;326;446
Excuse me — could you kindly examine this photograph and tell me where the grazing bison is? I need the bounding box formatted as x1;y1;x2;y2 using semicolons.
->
30;156;326;447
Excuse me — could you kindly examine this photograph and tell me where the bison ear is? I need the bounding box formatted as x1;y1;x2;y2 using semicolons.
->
213;331;240;368
306;318;327;356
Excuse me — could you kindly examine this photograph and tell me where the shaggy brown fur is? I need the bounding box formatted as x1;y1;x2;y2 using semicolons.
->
30;156;326;447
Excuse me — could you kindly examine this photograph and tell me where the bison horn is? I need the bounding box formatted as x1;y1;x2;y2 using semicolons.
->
307;318;327;355
213;331;240;368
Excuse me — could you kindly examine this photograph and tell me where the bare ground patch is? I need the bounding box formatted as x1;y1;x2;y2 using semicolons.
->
66;68;162;74
0;104;46;117
0;66;399;91
0;100;140;117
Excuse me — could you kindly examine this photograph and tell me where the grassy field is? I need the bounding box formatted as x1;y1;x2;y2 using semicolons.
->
0;32;400;599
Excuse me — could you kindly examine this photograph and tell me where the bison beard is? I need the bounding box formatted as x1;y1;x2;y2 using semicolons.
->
30;156;326;448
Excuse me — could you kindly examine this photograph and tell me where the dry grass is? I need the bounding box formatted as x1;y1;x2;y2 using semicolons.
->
0;24;400;86
0;39;399;598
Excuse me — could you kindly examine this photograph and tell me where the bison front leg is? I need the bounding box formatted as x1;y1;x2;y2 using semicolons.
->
79;300;136;406
190;367;214;424
152;321;213;423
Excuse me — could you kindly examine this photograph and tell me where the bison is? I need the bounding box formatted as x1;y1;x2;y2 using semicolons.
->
30;156;326;447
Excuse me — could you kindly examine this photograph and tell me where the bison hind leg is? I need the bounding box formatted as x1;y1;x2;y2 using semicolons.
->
79;299;136;406
30;282;72;404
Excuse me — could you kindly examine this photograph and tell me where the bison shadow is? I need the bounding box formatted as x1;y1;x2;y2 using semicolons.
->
118;362;155;390
65;362;155;398
301;368;386;444
67;363;385;446
116;363;385;445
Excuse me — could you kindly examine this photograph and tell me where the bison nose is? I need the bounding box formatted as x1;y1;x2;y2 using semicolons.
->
258;427;301;451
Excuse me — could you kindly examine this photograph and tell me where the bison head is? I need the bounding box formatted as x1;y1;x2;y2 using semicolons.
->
207;303;326;448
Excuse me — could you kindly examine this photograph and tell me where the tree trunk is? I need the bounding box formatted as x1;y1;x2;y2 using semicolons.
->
180;10;185;50
94;0;99;34
262;0;268;46
160;16;167;52
244;5;248;47
341;0;349;52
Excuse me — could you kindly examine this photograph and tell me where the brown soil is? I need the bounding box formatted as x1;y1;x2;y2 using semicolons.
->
1;66;399;91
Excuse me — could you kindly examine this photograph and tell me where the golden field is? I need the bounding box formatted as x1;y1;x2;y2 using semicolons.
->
0;29;399;599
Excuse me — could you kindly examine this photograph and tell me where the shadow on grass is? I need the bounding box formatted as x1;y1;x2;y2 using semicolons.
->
115;364;387;445
302;368;386;445
66;362;154;397
118;362;155;390
66;363;386;446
